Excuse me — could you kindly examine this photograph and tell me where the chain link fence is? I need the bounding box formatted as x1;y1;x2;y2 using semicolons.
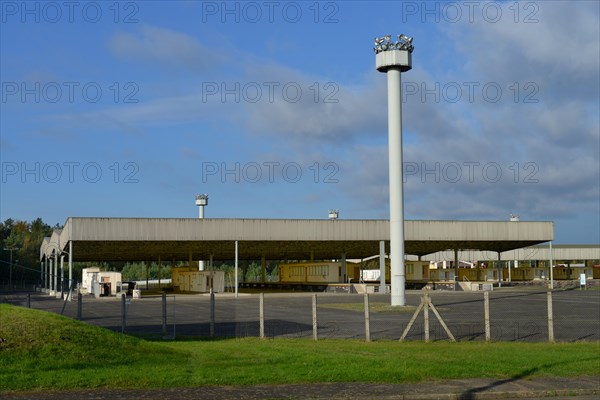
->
2;289;599;342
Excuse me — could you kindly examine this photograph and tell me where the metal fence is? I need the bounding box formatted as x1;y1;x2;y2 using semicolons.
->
0;281;39;291
2;289;599;342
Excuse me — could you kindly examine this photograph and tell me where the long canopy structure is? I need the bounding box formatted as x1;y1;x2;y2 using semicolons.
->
40;217;554;262
415;245;600;263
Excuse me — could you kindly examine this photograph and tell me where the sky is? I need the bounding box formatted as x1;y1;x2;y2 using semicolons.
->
1;1;599;245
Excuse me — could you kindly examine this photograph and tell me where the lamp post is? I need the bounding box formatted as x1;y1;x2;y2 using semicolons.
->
195;194;209;271
375;34;413;306
4;247;18;290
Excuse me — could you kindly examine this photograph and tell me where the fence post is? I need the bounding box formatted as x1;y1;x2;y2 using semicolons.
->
424;293;430;342
259;293;265;339
364;293;371;342
400;296;425;342
312;294;318;341
173;296;176;340
401;292;455;342
77;292;82;320
210;290;215;337
121;294;126;333
484;291;491;342
27;293;31;308
162;291;167;336
547;291;555;342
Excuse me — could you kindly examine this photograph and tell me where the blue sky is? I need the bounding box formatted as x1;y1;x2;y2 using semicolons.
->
1;1;599;244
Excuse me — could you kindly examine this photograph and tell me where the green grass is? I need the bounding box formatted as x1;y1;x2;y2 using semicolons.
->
1;304;599;392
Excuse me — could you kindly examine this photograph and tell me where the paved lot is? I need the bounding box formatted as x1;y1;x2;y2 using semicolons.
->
3;288;599;342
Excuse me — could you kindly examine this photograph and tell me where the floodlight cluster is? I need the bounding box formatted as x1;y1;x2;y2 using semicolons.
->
374;34;414;54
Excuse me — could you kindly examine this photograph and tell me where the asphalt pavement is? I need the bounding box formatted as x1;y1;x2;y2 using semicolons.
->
5;288;598;342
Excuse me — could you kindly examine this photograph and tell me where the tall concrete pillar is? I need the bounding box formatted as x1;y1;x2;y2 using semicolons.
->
375;34;413;306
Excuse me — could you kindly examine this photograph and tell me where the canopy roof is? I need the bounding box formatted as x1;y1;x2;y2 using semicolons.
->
40;218;554;262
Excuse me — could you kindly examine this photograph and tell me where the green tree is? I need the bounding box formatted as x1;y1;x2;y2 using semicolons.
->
1;218;54;284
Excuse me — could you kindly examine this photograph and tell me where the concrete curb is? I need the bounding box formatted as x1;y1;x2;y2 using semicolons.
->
2;378;599;400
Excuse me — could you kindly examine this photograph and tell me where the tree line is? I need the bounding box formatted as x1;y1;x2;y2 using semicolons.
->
0;218;56;284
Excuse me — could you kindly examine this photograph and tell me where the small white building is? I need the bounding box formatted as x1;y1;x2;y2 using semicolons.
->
81;268;122;297
172;268;225;293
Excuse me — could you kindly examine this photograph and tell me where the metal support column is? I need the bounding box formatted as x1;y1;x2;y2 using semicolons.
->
341;253;347;283
59;255;64;298
46;257;50;292
379;241;386;293
549;241;554;289
454;249;459;289
209;254;214;292
53;256;57;293
158;255;161;289
42;258;46;292
68;241;73;300
234;241;239;298
497;252;502;288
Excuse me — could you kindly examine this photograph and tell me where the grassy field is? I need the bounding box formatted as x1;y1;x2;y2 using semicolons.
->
1;304;599;392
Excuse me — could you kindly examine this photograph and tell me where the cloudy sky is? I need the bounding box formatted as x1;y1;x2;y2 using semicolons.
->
1;1;598;244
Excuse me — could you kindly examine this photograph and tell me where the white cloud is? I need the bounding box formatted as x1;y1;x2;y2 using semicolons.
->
239;64;387;141
108;25;224;71
446;1;600;101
